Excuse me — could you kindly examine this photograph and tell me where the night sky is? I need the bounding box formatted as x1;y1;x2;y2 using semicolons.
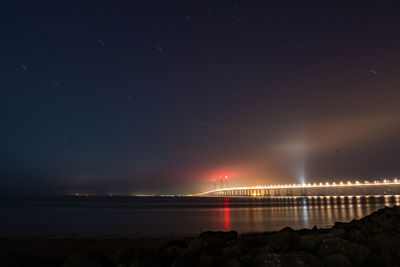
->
2;1;400;196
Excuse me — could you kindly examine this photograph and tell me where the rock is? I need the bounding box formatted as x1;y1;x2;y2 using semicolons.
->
322;253;352;267
188;238;207;255
319;237;370;264
252;252;322;267
158;239;187;254
241;233;270;248
280;226;294;232
6;255;55;267
300;234;327;252
198;252;214;266
221;259;241;267
268;229;300;251
221;245;242;258
333;221;351;230
288;251;323;267
252;253;285;267
239;254;253;265
133;248;160;262
198;231;238;243
129;261;160;267
61;253;104;267
348;228;367;243
114;249;135;266
252;245;274;255
368;233;400;265
162;245;186;264
325;229;345;239
171;255;196;267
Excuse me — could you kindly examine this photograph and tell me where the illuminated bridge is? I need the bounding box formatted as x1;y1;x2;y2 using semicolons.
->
197;179;400;197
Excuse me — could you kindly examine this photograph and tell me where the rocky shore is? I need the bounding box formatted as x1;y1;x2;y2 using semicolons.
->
2;205;400;266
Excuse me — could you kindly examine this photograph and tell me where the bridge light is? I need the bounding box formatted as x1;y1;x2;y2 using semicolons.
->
340;181;343;185
384;180;387;183
347;181;351;185
319;182;323;186
395;179;398;183
356;181;360;184
326;182;329;186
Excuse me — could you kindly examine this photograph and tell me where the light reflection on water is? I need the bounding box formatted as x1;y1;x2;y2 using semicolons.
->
0;195;398;237
219;195;400;233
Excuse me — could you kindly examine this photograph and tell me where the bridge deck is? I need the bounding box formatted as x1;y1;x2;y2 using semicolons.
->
198;180;400;197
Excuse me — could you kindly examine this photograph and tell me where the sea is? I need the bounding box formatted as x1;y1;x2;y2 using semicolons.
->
1;195;399;238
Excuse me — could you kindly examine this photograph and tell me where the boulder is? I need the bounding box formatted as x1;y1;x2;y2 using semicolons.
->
268;228;300;251
133;248;159;262
221;259;241;267
347;228;367;244
129;260;160;267
114;249;135;266
158;239;187;252
288;251;323;267
221;245;242;259
197;252;214;267
252;252;322;267
252;253;285;267
300;234;327;252
162;245;186;264
198;231;238;243
252;245;274;255
239;254;253;265
188;238;207;255
6;255;55;267
322;253;352;267
333;222;350;231
368;233;400;265
241;233;270;248
61;253;104;267
325;229;345;239
319;237;370;264
171;255;196;267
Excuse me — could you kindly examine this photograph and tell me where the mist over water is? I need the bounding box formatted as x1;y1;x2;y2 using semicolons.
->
1;196;398;238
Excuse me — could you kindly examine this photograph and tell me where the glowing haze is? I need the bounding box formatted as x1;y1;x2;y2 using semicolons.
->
1;1;400;195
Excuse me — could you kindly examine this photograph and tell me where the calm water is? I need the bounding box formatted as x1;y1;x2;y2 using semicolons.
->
1;196;399;238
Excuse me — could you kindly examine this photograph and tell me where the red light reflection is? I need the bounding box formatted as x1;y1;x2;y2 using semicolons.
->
223;197;231;231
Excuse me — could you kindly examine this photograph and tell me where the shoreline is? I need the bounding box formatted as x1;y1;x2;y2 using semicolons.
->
2;206;400;266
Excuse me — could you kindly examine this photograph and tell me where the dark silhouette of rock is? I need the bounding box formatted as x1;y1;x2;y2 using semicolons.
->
252;252;322;267
319;237;370;265
268;227;300;251
198;231;238;243
322;253;352;267
170;255;196;267
61;253;104;267
300;233;327;253
114;249;135;266
288;251;323;267
6;255;56;267
221;259;240;267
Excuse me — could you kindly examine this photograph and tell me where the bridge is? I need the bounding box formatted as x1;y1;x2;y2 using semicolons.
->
197;179;400;197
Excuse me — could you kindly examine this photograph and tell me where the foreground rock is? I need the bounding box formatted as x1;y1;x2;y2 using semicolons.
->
3;206;400;266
